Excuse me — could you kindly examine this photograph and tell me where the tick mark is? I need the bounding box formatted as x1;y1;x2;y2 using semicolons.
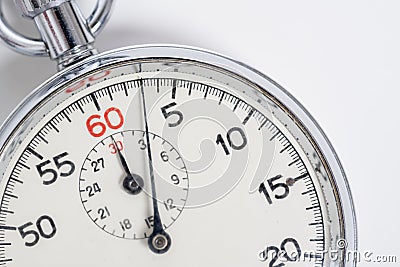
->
288;158;300;167
90;93;101;111
258;119;267;130
172;82;177;99
77;102;85;114
306;205;319;211
308;222;322;226
188;82;193;96
155;78;160;93
10;177;23;184
304;252;323;259
302;189;314;195
309;238;324;242
233;100;240;111
242;109;254;125
294;173;308;181
123;82;129;96
0;209;14;215
26;147;44;160
63;111;72;122
107;87;114;101
203;86;209;99
219;92;225;105
49;121;59;133
280;144;291;154
269;131;280;141
18;162;30;170
0;225;16;231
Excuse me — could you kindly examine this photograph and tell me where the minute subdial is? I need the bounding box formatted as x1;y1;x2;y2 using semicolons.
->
78;130;189;240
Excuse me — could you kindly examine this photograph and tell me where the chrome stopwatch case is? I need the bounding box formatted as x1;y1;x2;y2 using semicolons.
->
0;1;356;266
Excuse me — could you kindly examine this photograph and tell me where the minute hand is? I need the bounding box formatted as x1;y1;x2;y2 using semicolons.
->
111;136;131;175
139;80;171;254
111;136;143;195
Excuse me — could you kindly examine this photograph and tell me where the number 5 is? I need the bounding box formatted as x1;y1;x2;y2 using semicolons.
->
161;102;183;127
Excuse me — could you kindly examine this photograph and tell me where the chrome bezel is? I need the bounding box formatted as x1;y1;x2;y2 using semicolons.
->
0;45;357;266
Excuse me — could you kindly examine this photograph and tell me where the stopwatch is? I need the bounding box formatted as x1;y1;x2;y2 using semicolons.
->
0;1;357;266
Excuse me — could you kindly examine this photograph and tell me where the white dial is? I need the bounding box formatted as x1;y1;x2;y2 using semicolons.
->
79;130;189;240
0;48;355;267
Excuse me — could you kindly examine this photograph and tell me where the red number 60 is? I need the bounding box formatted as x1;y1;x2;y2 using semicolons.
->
86;107;124;138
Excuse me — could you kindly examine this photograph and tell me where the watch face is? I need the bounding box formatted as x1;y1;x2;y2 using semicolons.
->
0;47;355;266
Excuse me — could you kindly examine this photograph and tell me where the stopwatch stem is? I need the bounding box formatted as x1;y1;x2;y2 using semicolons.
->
139;79;172;254
13;0;99;70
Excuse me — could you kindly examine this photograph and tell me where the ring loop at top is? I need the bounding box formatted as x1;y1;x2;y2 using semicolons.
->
0;0;115;57
87;0;115;38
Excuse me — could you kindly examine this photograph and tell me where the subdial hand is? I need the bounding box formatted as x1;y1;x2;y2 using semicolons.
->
111;136;144;195
139;80;172;254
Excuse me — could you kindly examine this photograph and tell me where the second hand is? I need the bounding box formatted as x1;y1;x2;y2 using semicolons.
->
139;79;172;254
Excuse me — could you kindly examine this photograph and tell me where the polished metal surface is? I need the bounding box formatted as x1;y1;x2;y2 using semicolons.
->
0;4;46;56
87;0;115;37
0;47;357;267
15;0;70;18
0;0;114;62
33;1;97;69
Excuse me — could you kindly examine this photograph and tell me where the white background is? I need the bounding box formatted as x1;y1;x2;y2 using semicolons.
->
0;1;398;266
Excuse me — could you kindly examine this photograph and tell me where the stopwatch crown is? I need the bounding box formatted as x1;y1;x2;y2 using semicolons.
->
14;0;69;18
0;0;114;69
